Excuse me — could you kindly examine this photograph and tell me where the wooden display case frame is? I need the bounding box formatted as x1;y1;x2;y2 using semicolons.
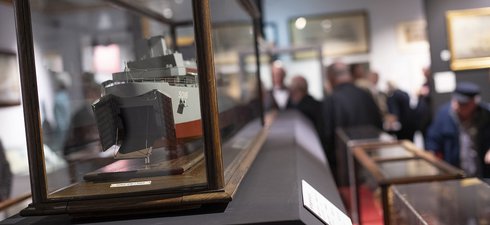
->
335;126;397;225
352;140;465;225
13;0;266;217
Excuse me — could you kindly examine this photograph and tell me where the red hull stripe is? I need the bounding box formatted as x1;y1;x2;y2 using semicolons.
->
175;120;203;139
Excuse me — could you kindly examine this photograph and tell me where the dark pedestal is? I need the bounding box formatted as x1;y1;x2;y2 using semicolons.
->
0;111;345;225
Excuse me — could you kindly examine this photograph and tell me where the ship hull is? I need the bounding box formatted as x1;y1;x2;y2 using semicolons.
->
104;81;203;140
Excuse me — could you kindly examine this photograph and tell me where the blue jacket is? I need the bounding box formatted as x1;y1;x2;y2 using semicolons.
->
426;103;490;178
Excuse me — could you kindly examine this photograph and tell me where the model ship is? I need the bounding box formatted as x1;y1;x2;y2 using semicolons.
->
92;36;202;163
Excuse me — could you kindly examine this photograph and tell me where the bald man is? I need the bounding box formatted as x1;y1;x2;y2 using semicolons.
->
322;62;382;185
288;76;323;130
289;76;309;105
287;75;326;152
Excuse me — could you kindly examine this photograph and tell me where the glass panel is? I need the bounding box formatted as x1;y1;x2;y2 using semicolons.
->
209;0;262;172
29;0;208;199
392;178;490;225
176;25;196;60
339;125;395;147
261;55;324;110
366;145;414;159
342;125;385;141
391;187;427;225
378;159;443;179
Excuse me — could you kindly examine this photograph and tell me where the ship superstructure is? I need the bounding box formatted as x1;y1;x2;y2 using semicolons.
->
92;36;202;162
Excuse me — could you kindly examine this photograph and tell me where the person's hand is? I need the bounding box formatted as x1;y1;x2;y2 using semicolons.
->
417;86;430;97
485;149;490;164
383;114;400;131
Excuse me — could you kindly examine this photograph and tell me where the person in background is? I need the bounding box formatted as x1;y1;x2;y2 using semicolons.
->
386;81;417;141
350;63;367;85
267;61;289;110
322;62;383;184
366;71;389;118
426;82;490;178
51;71;71;154
415;66;433;141
63;72;101;156
352;66;389;121
287;75;324;139
0;139;12;201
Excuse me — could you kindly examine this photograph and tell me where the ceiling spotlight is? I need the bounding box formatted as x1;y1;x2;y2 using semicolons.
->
295;17;307;30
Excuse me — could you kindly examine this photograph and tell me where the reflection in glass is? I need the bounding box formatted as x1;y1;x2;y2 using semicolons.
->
392;179;490;225
366;146;414;159
379;159;442;179
209;0;262;171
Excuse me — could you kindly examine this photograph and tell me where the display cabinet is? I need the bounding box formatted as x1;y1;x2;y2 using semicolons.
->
13;0;265;216
352;140;465;225
335;126;396;224
391;178;490;225
336;125;395;186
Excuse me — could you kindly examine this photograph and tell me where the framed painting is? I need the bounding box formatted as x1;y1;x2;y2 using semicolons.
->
0;51;20;107
446;7;490;71
396;20;428;52
289;11;369;59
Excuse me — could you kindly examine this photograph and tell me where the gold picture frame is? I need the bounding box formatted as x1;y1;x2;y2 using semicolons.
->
289;11;369;59
446;7;490;71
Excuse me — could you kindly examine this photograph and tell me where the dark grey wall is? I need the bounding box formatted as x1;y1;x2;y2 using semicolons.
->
424;0;490;112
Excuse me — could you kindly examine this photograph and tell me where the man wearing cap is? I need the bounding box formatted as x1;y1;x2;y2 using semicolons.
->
426;82;490;178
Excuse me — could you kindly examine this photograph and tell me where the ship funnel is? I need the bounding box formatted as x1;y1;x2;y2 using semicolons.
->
148;36;168;57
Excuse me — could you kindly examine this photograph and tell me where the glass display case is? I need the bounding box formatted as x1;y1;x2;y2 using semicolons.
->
13;0;265;216
335;125;396;224
336;125;395;186
391;178;490;225
352;140;465;225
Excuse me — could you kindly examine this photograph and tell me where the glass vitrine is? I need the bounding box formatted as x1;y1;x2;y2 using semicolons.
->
171;0;266;191
335;125;396;224
13;0;264;216
391;178;490;225
335;125;395;186
352;140;465;225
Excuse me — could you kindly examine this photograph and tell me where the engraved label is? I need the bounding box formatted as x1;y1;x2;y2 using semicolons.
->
110;181;152;188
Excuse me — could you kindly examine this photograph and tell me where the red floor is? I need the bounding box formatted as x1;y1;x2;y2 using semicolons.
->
339;185;384;225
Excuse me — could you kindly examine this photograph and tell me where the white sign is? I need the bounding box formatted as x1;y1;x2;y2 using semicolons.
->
434;71;456;93
302;180;352;225
110;181;152;188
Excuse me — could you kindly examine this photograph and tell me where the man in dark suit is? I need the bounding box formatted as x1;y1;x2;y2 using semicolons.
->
322;62;382;185
0;140;12;201
287;75;324;139
386;82;417;141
